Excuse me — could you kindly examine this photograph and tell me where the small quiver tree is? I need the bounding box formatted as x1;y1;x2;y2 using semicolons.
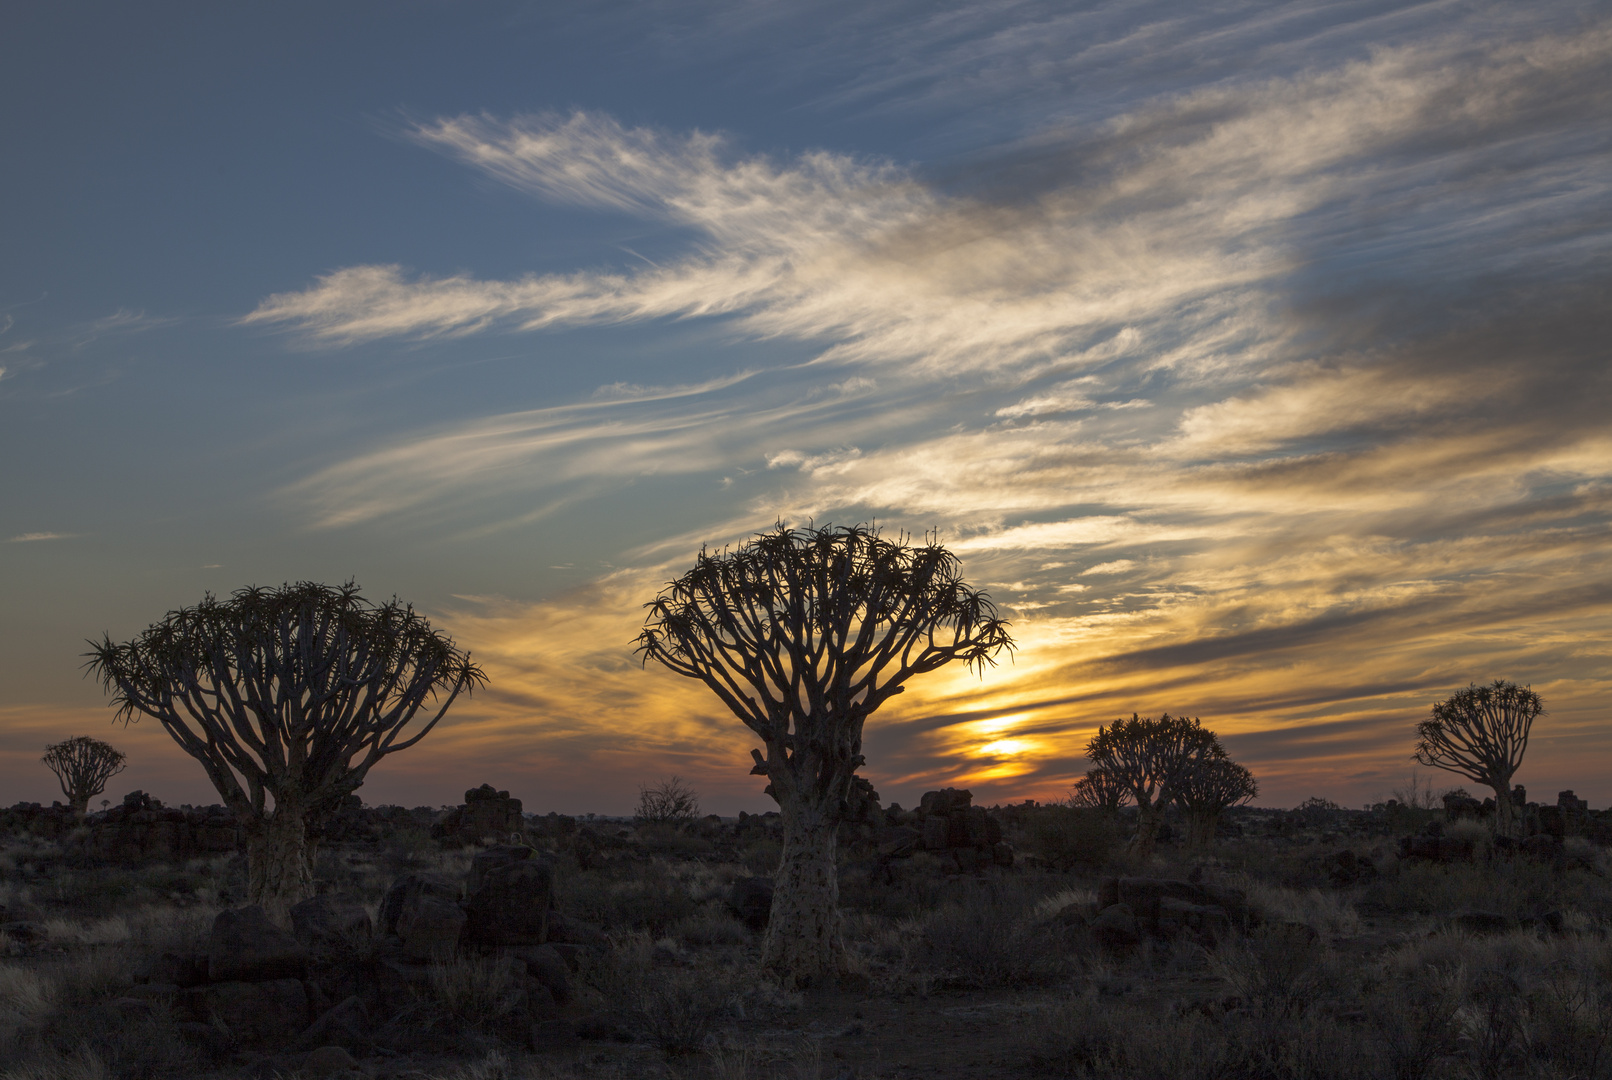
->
1175;757;1258;846
638;523;1012;986
1414;680;1542;839
1068;767;1130;813
42;735;127;820
1085;713;1222;858
86;581;485;918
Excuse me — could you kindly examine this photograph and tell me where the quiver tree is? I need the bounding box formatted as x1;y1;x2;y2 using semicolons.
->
1068;767;1130;812
41;735;127;820
1174;756;1258;846
1414;680;1542;838
638;523;1012;985
86;581;485;917
1085;712;1222;858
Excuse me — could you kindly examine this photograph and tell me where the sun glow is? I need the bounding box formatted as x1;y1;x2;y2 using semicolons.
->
978;738;1031;757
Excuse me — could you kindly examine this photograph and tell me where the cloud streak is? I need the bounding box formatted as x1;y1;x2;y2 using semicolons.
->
238;4;1612;808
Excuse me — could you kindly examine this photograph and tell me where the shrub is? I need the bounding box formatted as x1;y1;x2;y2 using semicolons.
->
635;777;701;825
1022;806;1123;870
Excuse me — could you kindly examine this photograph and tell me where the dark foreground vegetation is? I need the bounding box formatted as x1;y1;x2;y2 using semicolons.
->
3;781;1610;1080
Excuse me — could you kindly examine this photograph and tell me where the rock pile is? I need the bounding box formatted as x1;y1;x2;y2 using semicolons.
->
128;845;609;1055
870;788;1013;871
1;790;242;862
432;784;526;844
1076;876;1246;951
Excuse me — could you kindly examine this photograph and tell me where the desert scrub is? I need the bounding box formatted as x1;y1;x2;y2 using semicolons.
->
917;878;1077;987
558;861;700;935
1362;856;1584;918
579;934;737;1055
1022;806;1124;870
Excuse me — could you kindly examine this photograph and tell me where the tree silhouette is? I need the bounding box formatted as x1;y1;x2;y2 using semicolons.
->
41;735;126;820
1414;680;1542;838
638;523;1012;985
86;581;484;916
1068;767;1130;812
1174;756;1258;846
1085;713;1222;857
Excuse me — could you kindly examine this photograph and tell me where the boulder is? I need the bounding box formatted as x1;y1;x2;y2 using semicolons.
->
396;893;466;961
433;783;525;844
467;844;534;895
289;893;372;952
921;817;950;851
726;877;774;930
180;978;311;1047
501;943;571;1004
919;788;972;817
299;995;369;1052
462;858;553;948
302;1046;361;1079
208;906;309;983
378;873;459;936
1089;903;1140;952
876;825;922;859
139;951;209;988
1157;897;1230;938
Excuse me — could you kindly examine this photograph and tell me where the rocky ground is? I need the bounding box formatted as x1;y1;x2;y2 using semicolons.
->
2;785;1610;1080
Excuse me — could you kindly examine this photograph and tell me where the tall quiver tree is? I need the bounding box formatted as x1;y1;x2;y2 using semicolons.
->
1085;713;1222;858
1414;680;1542;839
42;736;127;820
86;581;485;918
638;523;1012;986
1175;757;1258;846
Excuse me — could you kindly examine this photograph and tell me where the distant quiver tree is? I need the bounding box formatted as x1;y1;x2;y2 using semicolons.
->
1068;767;1130;812
638;523;1013;985
86;581;485;917
1414;680;1542;838
42;735;127;820
1085;712;1223;858
1174;756;1258;846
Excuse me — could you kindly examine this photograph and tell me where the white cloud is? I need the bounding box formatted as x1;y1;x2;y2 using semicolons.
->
8;532;78;543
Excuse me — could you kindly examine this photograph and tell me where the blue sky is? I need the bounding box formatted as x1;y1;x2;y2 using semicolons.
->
4;0;1610;814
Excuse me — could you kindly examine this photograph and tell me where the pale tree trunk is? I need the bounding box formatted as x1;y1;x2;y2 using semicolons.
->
1490;778;1516;839
761;797;848;987
1130;800;1164;858
1186;809;1219;847
246;803;314;922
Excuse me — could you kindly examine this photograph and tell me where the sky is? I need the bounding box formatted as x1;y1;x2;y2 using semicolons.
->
2;0;1609;816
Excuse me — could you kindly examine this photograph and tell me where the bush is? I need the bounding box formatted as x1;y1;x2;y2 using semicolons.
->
636;777;701;825
918;880;1075;987
1022;806;1123;870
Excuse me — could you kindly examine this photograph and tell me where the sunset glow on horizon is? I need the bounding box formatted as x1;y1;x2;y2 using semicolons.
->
2;2;1609;817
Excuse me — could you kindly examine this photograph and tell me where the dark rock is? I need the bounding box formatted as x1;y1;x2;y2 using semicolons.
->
181;978;312;1047
433;784;525;844
921;817;950;851
1157;898;1231;938
1097;876;1120;910
298;995;369;1051
467;844;534;895
501;943;570;1004
463;858;552;948
919;788;972;817
875;825;921;859
377;873;459;936
302;1045;361;1079
726;877;774;930
991;841;1015;867
1089;903;1141;952
208;906;309;983
290;893;372;952
396;893;466;961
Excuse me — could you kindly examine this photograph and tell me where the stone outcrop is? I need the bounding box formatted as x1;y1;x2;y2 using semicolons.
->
1;790;242;862
208;905;310;983
907;788;1014;871
726;876;775;930
432;784;525;844
1078;877;1243;950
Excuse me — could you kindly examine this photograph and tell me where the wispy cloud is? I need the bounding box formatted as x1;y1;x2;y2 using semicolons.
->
7;532;79;543
245;5;1612;808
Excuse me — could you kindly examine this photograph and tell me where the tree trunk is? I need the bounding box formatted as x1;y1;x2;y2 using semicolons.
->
761;797;847;987
1490;778;1516;839
246;805;314;921
1130;800;1163;858
1186;809;1218;847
